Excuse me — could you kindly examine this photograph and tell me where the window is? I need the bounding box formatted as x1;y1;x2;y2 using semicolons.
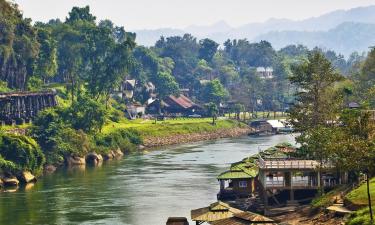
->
239;181;247;188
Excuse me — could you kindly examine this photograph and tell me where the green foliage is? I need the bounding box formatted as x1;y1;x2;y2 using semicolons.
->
347;207;375;225
0;0;39;89
0;133;45;174
311;185;347;208
27;76;44;91
199;38;219;63
346;178;375;206
53;128;91;157
289;50;344;132
200;79;228;104
67;95;108;133
205;102;218;125
152;71;180;99
95;129;142;153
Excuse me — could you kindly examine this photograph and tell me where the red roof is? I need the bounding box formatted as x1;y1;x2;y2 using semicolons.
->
166;94;195;109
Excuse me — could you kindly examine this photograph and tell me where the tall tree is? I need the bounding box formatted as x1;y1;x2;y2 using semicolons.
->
289;51;344;132
0;0;39;90
34;26;58;84
198;38;219;63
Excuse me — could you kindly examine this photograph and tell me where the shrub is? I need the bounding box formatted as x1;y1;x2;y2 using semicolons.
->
54;128;91;157
109;108;123;123
95;129;143;153
347;207;374;225
0;133;45;174
67;95;108;133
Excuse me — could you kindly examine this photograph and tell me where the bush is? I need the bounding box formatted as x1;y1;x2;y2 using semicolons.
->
109;108;123;123
0;133;45;174
54;128;91;157
347;207;374;225
95;129;143;153
31;107;91;164
67;95;108;133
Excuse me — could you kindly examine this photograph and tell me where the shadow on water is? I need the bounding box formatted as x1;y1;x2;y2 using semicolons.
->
0;134;297;225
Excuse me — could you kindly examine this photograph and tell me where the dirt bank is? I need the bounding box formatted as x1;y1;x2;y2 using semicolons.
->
143;126;252;148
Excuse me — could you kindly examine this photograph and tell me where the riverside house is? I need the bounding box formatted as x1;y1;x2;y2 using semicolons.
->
217;144;347;212
146;94;202;115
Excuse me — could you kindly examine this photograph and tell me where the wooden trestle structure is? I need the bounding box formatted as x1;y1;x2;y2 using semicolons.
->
0;90;57;125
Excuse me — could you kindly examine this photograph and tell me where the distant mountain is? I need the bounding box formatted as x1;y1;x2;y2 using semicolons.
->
185;21;233;37
133;5;375;55
134;28;185;46
255;22;375;56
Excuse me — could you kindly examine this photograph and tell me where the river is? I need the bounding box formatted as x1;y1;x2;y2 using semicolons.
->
0;134;297;225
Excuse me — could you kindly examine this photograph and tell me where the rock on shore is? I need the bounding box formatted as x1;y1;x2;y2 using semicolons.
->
86;152;103;165
66;155;86;166
143;126;252;148
2;177;19;187
19;171;36;183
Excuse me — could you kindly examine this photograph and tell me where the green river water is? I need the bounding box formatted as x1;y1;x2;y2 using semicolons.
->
0;134;296;225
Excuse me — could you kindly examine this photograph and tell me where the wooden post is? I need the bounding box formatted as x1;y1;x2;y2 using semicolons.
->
367;172;373;223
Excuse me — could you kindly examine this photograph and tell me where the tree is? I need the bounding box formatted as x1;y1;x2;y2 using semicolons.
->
206;102;218;125
199;38;219;63
67;94;108;133
152;71;180;100
332;110;375;221
34;26;58;83
353;48;375;108
65;6;96;24
289;51;344;132
0;0;39;90
200;79;228;105
155;34;199;88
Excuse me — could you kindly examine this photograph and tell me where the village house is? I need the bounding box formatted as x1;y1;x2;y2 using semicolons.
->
146;94;202;116
112;79;137;100
216;144;347;214
256;67;274;79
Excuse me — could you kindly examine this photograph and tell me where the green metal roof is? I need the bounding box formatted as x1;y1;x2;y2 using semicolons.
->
217;171;253;180
217;142;296;180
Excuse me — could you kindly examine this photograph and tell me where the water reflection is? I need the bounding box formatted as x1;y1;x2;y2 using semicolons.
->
0;134;296;225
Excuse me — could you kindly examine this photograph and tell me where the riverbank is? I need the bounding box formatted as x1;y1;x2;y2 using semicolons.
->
103;117;252;147
0;118;250;190
143;126;251;147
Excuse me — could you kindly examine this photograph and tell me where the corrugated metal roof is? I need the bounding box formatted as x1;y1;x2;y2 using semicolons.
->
166;94;195;109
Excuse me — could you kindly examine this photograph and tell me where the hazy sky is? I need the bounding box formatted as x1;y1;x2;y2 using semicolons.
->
13;0;375;30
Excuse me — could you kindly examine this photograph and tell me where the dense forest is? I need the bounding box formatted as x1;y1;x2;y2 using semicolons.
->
0;1;374;178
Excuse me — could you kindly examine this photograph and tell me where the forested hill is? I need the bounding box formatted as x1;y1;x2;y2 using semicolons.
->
255;22;375;56
134;5;375;55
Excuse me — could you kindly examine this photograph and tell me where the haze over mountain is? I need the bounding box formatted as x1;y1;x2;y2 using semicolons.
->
134;5;375;56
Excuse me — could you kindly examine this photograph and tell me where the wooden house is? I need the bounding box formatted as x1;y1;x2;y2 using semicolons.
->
163;94;202;115
217;159;259;200
146;94;202;115
257;155;347;209
112;79;137;100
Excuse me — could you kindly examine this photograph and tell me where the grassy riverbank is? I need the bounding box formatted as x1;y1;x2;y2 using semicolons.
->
345;178;375;225
103;118;246;137
103;118;250;147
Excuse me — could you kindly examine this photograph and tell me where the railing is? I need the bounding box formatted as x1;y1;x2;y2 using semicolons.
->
258;155;333;170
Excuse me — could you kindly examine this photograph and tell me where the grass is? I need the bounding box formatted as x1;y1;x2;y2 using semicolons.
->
346;178;375;206
310;185;348;208
103;118;246;138
347;207;375;225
